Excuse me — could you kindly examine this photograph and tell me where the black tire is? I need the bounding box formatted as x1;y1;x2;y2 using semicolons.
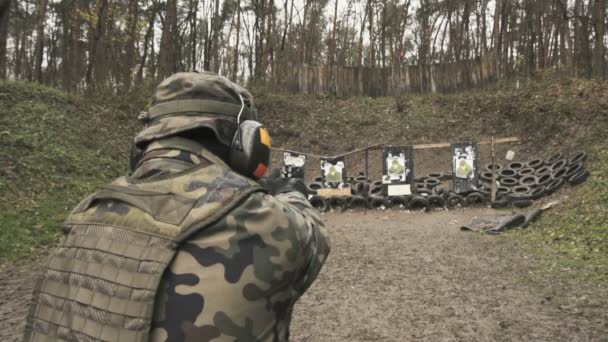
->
372;180;384;187
409;195;429;211
507;161;525;170
307;181;323;190
349;195;370;209
550;159;568;172
534;165;552;176
568;169;590;186
513;199;533;208
497;185;511;193
313;176;324;183
432;187;447;196
565;162;584;179
485;163;503;172
506;192;532;202
518;168;535;177
465;192;486;205
480;171;494;182
545;178;565;194
354;176;368;183
446;194;465;208
414;176;427;183
369;196;390;210
424;178;441;188
512;185;532;194
500;177;519;187
569;152;588;165
354;182;371;197
499;169;518;178
519;175;538;187
416;189;432;197
328;196;348;212
526;159;544;169
479;187;491;199
389;195;411;209
536;173;552;187
415;182;427;190
528;186;546;200
309;196;329;212
369;185;384;196
428;195;446;208
551;167;567;180
491;197;509;208
546;153;564;165
345;195;354;205
497;186;511;197
306;182;323;195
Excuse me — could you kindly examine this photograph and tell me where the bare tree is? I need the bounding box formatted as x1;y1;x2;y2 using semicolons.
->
0;0;11;79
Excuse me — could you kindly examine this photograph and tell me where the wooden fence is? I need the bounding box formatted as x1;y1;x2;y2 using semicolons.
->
267;55;498;97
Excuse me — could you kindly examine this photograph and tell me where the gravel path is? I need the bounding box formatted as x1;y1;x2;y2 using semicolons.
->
291;209;608;342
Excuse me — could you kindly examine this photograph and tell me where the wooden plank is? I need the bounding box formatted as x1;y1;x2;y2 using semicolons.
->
271;136;523;160
317;188;352;197
413;136;523;150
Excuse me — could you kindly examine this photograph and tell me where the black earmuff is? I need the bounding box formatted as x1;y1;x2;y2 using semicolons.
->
227;92;271;179
229;120;271;179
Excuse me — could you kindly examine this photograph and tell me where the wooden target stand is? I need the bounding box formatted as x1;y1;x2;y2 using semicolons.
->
272;136;523;200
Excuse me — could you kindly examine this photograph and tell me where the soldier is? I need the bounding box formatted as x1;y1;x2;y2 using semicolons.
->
23;72;331;342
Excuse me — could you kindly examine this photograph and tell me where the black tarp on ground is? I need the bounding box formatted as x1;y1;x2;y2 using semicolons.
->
461;209;544;234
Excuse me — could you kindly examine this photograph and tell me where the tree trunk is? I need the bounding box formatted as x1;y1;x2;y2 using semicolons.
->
137;8;156;82
33;0;49;83
123;0;139;89
535;0;545;70
89;0;110;90
158;0;178;79
234;0;241;79
211;0;221;72
0;0;11;79
368;0;375;67
592;0;606;78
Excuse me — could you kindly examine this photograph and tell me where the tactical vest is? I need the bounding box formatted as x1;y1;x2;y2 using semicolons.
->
23;152;265;342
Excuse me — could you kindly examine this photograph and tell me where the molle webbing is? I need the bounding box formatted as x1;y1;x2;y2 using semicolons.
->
24;160;265;342
24;225;176;342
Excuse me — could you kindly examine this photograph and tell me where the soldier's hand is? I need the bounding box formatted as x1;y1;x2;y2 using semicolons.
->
258;169;307;196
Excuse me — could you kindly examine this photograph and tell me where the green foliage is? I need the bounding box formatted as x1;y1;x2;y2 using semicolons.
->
0;81;140;258
516;147;608;284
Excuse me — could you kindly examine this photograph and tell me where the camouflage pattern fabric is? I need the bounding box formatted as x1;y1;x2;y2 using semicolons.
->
24;136;330;342
150;191;330;342
135;72;257;148
135;138;331;341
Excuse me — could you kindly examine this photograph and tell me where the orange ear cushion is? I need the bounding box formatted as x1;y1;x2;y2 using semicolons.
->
253;162;268;179
259;128;271;147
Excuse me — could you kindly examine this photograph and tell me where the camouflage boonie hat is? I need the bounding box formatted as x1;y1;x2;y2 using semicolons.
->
134;72;257;147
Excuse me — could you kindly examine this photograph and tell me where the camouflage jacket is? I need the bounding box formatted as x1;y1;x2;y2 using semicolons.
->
23;137;330;342
137;138;331;341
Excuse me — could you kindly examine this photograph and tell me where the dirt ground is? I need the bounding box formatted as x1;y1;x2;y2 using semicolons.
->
290;209;608;342
2;209;607;342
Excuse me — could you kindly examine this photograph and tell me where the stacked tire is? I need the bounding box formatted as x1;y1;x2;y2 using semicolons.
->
303;152;590;212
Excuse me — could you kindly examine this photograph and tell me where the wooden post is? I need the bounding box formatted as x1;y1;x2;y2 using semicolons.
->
490;135;497;203
365;148;369;177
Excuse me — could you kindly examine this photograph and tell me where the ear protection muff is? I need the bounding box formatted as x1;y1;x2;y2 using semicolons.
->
229;93;271;179
229;120;271;179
